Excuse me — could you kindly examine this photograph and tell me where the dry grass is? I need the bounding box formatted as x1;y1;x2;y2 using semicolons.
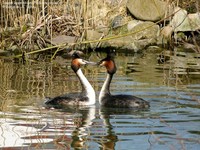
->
0;0;198;28
0;0;199;53
0;0;86;52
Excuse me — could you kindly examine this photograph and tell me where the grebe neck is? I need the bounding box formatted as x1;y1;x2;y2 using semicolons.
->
99;73;113;103
76;69;95;105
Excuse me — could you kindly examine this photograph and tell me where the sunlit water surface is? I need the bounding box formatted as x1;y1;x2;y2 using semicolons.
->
0;51;200;150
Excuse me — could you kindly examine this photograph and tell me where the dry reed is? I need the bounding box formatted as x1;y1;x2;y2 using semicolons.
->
0;0;199;54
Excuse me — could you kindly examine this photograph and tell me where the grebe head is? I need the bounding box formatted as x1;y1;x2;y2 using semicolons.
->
98;54;117;75
71;52;96;72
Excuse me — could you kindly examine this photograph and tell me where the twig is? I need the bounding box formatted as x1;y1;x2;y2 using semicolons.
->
51;47;62;61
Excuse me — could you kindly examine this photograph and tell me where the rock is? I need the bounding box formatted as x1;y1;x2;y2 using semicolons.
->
127;0;167;22
127;20;143;31
129;21;160;40
86;30;105;49
102;21;160;52
111;15;124;29
102;36;135;50
67;50;84;56
50;35;76;45
86;30;104;40
170;7;200;32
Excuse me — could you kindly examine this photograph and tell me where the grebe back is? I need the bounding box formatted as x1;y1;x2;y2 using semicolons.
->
45;52;96;107
98;51;150;109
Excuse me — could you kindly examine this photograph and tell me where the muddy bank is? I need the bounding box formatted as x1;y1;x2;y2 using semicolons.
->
0;0;200;57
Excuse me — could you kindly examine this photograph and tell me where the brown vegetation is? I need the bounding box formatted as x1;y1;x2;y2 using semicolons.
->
0;0;85;52
0;0;199;54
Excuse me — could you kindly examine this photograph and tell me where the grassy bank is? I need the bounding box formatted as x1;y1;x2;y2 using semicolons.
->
0;0;199;56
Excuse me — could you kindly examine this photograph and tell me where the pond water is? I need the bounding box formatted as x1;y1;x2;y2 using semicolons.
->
0;50;200;150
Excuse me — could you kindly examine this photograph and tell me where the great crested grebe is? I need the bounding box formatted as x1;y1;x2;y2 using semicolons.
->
45;52;96;107
98;51;150;109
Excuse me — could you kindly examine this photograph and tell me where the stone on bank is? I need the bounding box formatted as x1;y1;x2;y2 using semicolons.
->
126;0;168;22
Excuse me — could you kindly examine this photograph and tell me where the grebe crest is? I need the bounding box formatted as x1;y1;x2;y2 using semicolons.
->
45;52;96;108
98;50;150;109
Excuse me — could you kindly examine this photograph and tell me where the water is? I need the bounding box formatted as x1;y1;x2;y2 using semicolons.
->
0;51;200;150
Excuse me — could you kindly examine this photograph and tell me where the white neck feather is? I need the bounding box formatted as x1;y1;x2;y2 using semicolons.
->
76;69;96;105
99;73;112;104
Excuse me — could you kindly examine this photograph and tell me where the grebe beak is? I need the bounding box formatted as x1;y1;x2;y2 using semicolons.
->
97;60;105;66
82;59;97;65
